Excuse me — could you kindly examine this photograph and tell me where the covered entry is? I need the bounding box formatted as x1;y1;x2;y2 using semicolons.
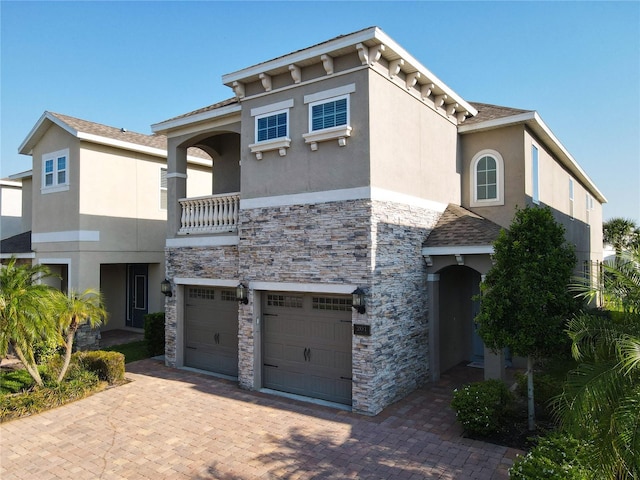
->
184;286;239;376
262;292;353;405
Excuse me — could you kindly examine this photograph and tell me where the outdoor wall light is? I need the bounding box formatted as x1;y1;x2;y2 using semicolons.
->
160;279;173;297
236;283;249;305
352;287;366;314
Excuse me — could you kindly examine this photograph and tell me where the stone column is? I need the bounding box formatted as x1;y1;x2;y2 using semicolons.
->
427;273;440;381
166;138;188;239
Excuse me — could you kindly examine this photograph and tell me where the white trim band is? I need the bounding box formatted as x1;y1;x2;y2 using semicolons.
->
240;186;448;212
249;281;356;294
250;99;294;117
422;245;494;256
304;84;356;104
166;236;239;248
174;278;238;287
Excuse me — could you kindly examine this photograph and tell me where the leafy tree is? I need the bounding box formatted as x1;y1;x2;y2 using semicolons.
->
603;217;640;254
52;288;107;382
556;248;640;479
476;206;578;430
0;258;61;386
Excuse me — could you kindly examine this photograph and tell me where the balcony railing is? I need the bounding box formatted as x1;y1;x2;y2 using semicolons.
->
178;192;240;235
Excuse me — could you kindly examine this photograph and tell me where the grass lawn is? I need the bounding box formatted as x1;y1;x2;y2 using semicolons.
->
104;341;150;363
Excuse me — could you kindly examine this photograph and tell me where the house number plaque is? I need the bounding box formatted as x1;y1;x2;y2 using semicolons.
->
353;324;371;336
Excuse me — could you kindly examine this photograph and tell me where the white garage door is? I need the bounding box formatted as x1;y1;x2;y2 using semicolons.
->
185;287;239;376
263;292;352;405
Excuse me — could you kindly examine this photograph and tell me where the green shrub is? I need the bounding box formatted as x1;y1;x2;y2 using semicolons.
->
144;312;165;357
33;336;62;365
450;379;514;436
510;432;590;479
0;369;34;395
515;372;563;413
74;351;125;385
0;370;102;422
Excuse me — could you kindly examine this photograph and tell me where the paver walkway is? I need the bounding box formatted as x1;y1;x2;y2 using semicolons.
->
1;359;522;479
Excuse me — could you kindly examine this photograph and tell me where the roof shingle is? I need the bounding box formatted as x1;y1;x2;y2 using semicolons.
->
465;102;533;125
424;204;503;248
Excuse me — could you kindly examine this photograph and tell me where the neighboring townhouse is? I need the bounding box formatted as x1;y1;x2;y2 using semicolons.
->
151;26;606;415
0;179;23;240
13;112;212;347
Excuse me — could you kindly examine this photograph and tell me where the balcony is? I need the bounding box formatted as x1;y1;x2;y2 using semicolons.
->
178;192;240;235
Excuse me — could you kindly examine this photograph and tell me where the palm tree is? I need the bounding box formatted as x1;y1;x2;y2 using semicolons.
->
603;217;640;255
53;288;107;382
0;258;60;386
557;248;640;479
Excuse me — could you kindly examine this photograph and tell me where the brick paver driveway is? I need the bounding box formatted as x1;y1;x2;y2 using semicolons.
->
1;359;522;479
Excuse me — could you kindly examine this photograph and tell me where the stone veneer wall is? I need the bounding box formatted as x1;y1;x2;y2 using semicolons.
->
163;198;441;415
237;199;372;402
237;198;440;415
366;200;441;413
164;245;239;366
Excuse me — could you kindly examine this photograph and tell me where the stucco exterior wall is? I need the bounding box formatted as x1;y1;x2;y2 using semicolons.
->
240;68;371;199
30;126;81;235
0;181;22;239
460;125;526;229
368;70;460;206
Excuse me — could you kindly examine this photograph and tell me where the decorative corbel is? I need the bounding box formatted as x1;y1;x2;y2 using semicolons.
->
321;54;334;75
406;72;421;90
424;255;433;267
457;111;468;123
447;103;459;116
455;254;464;266
288;64;301;84
232;81;245;99
259;73;272;92
338;137;347;147
255;151;263;161
421;83;435;100
434;94;448;109
368;44;385;66
356;43;368;65
389;58;404;78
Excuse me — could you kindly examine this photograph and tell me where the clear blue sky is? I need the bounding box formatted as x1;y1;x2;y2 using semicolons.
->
1;1;638;222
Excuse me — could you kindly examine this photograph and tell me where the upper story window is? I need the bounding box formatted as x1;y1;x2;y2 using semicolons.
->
257;111;288;142
532;145;540;205
249;99;293;160
470;149;504;207
310;96;348;131
42;148;69;194
303;84;355;151
586;193;593;224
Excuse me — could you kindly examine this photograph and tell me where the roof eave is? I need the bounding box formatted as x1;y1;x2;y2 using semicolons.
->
151;104;242;135
221;27;476;117
459;112;607;204
18;112;78;155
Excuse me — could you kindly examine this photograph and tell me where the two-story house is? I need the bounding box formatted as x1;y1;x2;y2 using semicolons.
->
152;27;606;415
13;111;212;347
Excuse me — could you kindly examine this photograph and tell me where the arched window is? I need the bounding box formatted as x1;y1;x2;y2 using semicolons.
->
471;150;504;207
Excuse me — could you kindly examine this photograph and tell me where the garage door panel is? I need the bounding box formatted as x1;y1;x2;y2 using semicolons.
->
263;292;352;405
264;367;307;396
184;287;239;376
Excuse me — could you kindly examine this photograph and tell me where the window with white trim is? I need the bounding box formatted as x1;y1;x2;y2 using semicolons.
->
310;96;348;131
586;193;593;224
303;84;355;151
248;99;293;159
160;168;167;210
470;149;504;207
532;145;539;205
256;110;288;142
42;149;69;193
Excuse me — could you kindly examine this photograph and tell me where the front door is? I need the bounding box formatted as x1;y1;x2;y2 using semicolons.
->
127;264;148;328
